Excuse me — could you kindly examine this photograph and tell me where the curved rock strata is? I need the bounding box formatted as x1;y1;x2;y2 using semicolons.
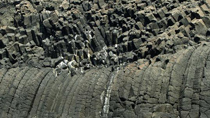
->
0;43;210;117
1;0;210;118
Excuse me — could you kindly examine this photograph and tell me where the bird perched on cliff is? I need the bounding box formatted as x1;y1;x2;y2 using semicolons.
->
67;60;78;76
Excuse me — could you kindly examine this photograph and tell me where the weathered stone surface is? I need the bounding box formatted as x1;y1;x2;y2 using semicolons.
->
0;0;210;117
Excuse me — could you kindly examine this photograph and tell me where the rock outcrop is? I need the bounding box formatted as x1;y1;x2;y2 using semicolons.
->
0;0;210;118
0;43;210;117
0;0;209;70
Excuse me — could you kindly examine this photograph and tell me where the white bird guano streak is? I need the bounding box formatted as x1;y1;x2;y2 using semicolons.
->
101;67;119;118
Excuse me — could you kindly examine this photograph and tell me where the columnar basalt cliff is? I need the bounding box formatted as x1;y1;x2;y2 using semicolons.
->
0;0;210;118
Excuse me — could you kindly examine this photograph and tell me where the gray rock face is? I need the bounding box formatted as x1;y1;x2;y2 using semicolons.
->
0;0;210;117
0;44;209;118
0;0;209;69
